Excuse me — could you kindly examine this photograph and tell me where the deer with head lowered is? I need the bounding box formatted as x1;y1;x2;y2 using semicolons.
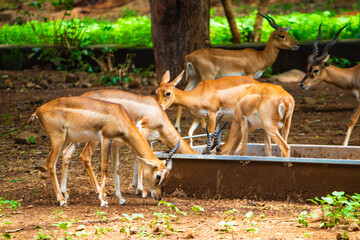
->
59;89;197;204
215;83;295;157
29;96;179;206
174;13;300;133
299;24;359;146
155;70;259;146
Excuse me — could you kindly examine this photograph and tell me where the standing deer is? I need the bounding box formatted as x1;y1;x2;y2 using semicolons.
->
59;89;197;203
30;96;179;206
155;71;259;146
218;83;294;157
174;13;300;133
299;24;359;146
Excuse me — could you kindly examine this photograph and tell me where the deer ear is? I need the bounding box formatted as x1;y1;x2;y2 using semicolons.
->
137;156;156;168
284;26;291;32
160;70;171;84
323;54;330;62
172;70;185;87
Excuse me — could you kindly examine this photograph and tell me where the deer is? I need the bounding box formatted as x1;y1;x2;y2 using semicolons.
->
299;24;359;146
174;13;300;133
59;89;197;204
29;96;179;206
217;83;295;157
155;70;259;146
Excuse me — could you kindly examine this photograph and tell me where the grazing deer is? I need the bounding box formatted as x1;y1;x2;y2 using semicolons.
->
174;13;300;133
60;89;197;203
30;96;179;206
299;24;359;146
219;83;295;157
155;71;259;146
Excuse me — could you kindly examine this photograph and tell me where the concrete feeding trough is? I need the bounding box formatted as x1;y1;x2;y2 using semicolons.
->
154;143;360;201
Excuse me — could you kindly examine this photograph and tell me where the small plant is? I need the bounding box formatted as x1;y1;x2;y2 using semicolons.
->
28;136;37;144
298;210;310;227
243;211;259;237
95;207;107;222
158;201;187;216
191;205;205;216
218;209;239;234
119;213;144;237
304;191;360;229
0;197;21;213
53;221;74;240
34;229;52;240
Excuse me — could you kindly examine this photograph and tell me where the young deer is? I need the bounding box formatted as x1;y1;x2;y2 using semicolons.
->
219;83;295;157
300;24;359;146
174;13;300;133
30;96;178;206
155;71;259;146
60;89;196;202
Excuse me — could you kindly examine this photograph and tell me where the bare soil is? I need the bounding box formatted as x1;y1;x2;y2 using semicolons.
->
1;69;360;239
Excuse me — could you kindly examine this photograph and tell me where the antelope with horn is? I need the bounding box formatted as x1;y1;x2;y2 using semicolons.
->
155;71;259;146
29;96;179;206
174;13;300;133
59;89;197;203
218;83;295;157
299;24;359;146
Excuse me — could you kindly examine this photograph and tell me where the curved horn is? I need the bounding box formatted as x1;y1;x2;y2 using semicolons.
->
166;139;180;162
307;23;322;64
259;13;280;29
314;25;347;64
201;124;212;155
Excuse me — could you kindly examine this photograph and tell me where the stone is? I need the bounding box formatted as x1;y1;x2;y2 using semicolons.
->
14;131;39;144
302;125;312;133
348;222;360;232
303;96;317;105
129;77;142;89
309;208;323;222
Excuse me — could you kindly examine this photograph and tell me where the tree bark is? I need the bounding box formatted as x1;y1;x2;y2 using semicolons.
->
221;0;241;43
149;0;210;87
252;0;270;42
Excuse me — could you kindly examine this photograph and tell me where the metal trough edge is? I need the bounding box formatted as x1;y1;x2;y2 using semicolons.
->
155;144;360;202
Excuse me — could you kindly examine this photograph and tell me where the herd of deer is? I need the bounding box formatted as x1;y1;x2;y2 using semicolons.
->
29;14;360;206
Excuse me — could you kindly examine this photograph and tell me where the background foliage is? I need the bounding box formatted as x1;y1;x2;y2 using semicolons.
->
0;11;359;46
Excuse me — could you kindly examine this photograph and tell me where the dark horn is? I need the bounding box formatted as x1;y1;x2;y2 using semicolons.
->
314;25;347;64
201;124;212;155
259;13;280;29
307;23;322;64
167;139;180;161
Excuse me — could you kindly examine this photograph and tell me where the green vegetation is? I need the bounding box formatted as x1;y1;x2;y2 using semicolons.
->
0;12;359;46
0;197;21;213
299;191;360;229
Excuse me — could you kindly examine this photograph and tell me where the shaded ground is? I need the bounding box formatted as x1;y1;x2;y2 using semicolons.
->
1;69;360;239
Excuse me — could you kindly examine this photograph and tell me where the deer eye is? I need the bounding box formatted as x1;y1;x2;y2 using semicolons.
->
313;69;319;73
165;92;171;97
280;35;286;39
156;174;161;180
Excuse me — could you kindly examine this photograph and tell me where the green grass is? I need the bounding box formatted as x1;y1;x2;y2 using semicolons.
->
0;11;359;46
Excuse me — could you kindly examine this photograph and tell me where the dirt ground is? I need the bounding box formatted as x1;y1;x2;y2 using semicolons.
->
1;69;360;239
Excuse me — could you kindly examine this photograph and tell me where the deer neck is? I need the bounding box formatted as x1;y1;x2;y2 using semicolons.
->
159;115;197;154
323;65;355;90
173;88;201;109
260;41;281;69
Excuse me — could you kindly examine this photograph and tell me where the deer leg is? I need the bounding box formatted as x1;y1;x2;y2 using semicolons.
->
265;126;290;157
343;100;360;146
240;118;249;156
60;142;77;200
263;130;272;157
98;138;112;207
188;117;202;147
111;143;126;205
175;106;183;133
207;112;217;133
281;109;294;143
221;117;242;155
47;136;67;206
80;142;100;193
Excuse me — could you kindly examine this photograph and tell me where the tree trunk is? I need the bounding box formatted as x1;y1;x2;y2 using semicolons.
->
149;0;210;87
252;0;270;42
221;0;241;43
